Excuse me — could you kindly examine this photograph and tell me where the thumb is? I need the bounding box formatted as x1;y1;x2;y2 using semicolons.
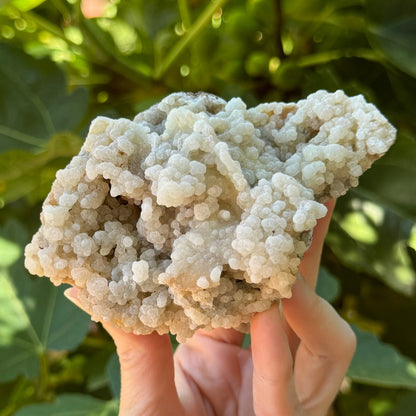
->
64;288;184;416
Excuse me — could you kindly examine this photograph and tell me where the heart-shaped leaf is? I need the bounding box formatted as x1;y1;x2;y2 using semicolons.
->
348;325;416;389
0;219;91;382
0;43;88;153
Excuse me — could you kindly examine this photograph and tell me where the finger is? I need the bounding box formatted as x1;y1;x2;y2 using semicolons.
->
285;199;336;355
282;277;356;359
299;199;335;289
175;328;252;416
65;287;184;416
251;303;301;415
282;277;356;414
195;327;245;346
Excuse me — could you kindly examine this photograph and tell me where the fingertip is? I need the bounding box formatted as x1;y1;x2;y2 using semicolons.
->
251;302;282;337
103;323;173;355
63;286;77;300
286;273;307;294
251;302;288;359
63;286;84;311
63;286;94;320
251;303;298;414
253;302;280;321
281;274;315;310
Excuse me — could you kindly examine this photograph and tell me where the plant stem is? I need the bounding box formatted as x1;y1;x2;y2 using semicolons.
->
0;126;45;148
154;0;229;79
23;9;67;40
274;0;285;59
78;17;152;86
296;48;380;67
0;376;31;416
178;0;191;29
35;352;50;399
26;7;151;87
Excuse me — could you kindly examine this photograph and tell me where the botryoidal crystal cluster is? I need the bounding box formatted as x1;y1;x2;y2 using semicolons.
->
25;90;396;341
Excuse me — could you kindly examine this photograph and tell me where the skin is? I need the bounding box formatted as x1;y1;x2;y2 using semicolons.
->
65;199;356;416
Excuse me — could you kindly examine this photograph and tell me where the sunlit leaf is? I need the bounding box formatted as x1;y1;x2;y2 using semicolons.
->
14;394;118;416
0;132;82;205
327;196;415;296
0;43;88;152
0;235;20;267
4;0;46;12
96;18;140;55
0;220;91;382
348;325;416;389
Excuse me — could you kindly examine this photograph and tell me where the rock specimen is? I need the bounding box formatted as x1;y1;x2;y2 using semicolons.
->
25;90;396;341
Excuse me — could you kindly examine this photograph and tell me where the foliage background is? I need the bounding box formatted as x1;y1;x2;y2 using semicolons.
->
0;0;415;414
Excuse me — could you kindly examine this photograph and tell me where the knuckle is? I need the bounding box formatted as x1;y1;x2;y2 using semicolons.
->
334;321;357;362
116;344;140;368
343;324;357;357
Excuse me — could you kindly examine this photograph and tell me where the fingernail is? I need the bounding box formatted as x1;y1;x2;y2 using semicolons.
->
264;301;281;317
64;286;78;301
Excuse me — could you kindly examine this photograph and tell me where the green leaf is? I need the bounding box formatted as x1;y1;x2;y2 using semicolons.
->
316;267;341;303
348;325;416;389
366;0;416;77
0;235;20;267
14;394;119;416
154;0;229;79
357;132;416;220
368;18;416;77
106;353;120;399
327;196;415;296
0;219;91;382
0;43;88;152
4;1;47;12
0;133;82;182
134;0;179;40
0;132;83;205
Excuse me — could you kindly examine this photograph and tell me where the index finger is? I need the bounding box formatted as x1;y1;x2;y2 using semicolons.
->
282;276;356;361
281;276;356;414
284;199;335;354
64;287;184;416
299;199;336;289
251;303;300;415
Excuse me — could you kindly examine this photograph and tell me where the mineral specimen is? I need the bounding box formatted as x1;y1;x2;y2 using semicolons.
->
25;90;396;341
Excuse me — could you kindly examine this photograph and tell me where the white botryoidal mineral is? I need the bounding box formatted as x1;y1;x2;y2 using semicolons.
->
25;90;396;341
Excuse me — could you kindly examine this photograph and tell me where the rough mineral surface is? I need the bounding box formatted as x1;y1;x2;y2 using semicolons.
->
25;90;396;341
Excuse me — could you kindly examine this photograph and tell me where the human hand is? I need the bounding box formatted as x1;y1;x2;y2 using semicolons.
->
65;200;356;416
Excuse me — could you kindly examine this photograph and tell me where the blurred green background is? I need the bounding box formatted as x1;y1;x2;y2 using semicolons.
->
0;0;415;414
